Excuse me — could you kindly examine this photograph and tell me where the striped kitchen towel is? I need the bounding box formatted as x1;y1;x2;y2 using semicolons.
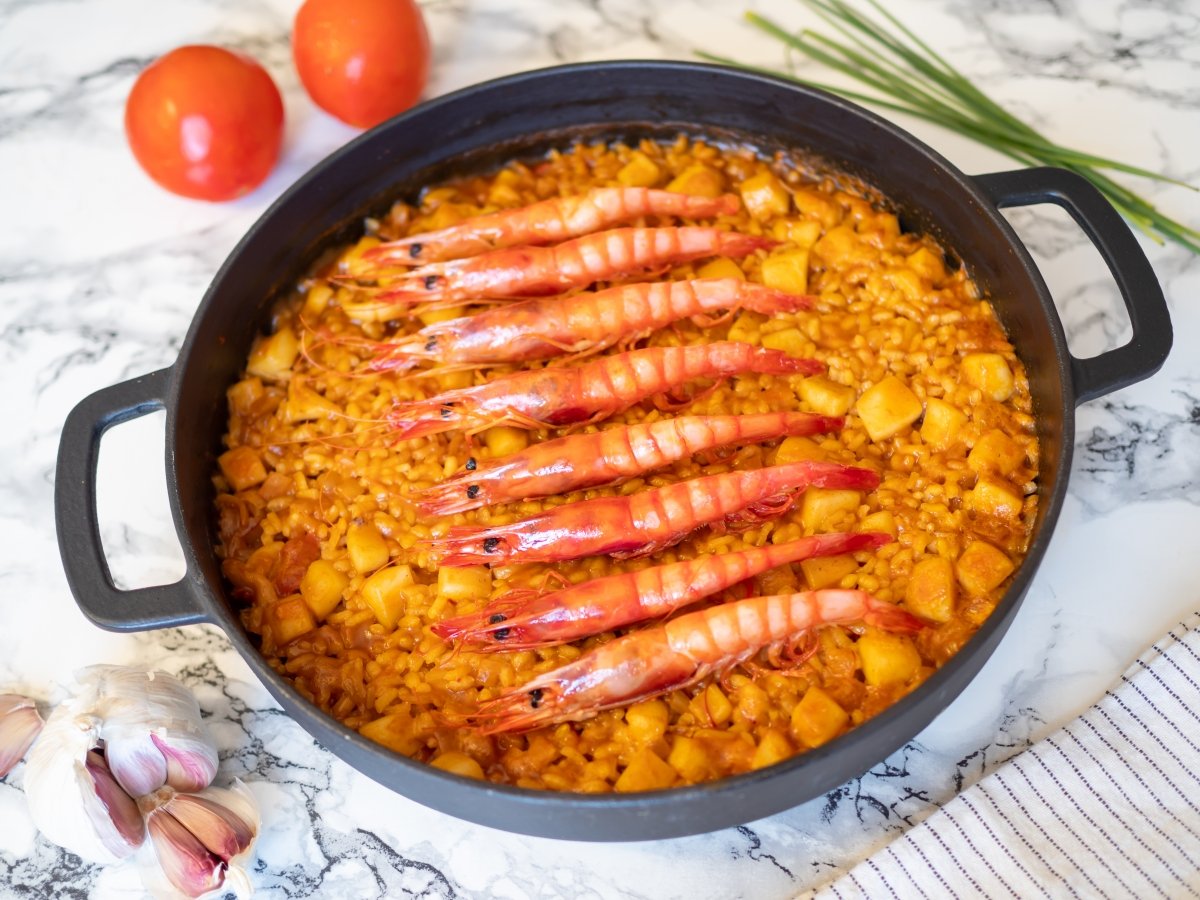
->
816;612;1200;899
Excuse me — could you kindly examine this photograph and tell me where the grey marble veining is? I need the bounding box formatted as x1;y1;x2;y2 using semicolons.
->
2;0;1198;897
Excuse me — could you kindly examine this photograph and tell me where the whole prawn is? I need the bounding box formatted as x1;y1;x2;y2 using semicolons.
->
367;188;742;265
432;532;892;650
355;227;776;308
369;279;813;372
426;460;880;566
465;589;925;734
414;411;844;516
387;341;824;441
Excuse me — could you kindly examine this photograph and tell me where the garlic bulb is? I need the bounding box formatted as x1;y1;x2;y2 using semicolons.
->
22;666;220;864
138;781;259;900
0;694;44;777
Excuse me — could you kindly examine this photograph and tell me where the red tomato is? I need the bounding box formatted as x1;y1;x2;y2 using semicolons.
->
293;0;431;129
125;46;284;201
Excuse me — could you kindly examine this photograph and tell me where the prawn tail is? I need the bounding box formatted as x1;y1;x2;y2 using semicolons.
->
862;596;927;634
719;233;779;256
736;283;817;315
809;463;882;492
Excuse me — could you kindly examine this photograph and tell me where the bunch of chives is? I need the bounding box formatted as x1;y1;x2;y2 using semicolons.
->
698;0;1198;254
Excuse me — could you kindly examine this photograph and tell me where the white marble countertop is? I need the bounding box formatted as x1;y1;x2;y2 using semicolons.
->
1;0;1197;896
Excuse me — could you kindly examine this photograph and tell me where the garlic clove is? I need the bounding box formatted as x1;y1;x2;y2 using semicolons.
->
0;694;44;778
163;791;256;861
138;781;260;900
145;806;227;898
82;750;146;857
23;700;129;864
150;732;219;794
78;666;218;796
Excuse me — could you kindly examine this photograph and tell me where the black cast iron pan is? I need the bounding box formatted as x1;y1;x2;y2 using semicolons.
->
55;62;1171;840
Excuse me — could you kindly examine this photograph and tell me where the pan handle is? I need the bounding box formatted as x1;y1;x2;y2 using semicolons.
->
55;367;208;632
972;167;1172;405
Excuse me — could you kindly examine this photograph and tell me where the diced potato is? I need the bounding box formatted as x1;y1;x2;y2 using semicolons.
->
283;379;340;424
811;225;858;266
962;353;1015;402
266;596;316;645
360;712;421;755
417;305;465;326
921;398;968;449
955;541;1015;595
887;267;924;302
625;699;669;744
727;311;764;344
617;153;661;188
667;735;711;782
302;282;334;319
772;435;824;465
347;522;390;573
430;751;485;780
799;376;856;416
360;564;414;629
435;369;474;391
218;446;268;492
437;565;492;602
300;559;350;621
801;488;862;532
857;509;897;536
965;477;1023;520
666;163;725;198
246;326;299;381
696;257;745;281
341;236;382;278
906;246;947;282
790;686;849;748
783;219;822;249
856;375;923;442
615;747;677;792
484;426;528;457
760;249;810;295
968;429;1026;476
791;189;842;229
857;630;922;687
487;181;521;208
800;554;859;590
226;377;264;417
761;327;808;357
905;556;956;623
751;729;793;770
739;171;791;219
703;684;733;726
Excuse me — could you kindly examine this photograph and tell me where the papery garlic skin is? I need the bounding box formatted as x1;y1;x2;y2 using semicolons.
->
24;702;141;864
139;781;260;900
80;666;219;797
0;694;44;777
